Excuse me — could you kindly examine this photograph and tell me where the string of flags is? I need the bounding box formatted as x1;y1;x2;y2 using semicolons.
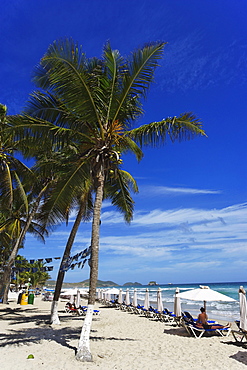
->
15;257;61;264
13;256;61;273
60;246;91;272
12;246;92;274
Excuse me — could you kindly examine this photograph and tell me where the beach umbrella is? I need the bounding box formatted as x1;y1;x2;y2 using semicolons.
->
157;287;163;313
60;288;78;297
125;289;130;305
239;286;247;331
144;288;150;310
118;289;123;304
132;288;138;307
106;288;119;301
177;285;235;310
174;287;181;317
75;289;81;308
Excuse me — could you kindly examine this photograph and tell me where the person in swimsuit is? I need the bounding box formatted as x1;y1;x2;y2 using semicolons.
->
196;307;231;329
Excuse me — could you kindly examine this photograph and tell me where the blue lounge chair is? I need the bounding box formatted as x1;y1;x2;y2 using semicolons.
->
182;320;231;338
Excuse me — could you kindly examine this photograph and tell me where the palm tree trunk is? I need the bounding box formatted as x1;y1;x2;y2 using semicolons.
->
50;201;86;325
76;167;104;362
0;186;47;304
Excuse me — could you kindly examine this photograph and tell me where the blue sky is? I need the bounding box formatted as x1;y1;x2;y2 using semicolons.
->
1;0;247;285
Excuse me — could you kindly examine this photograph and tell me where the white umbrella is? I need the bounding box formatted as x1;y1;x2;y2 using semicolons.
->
60;288;78;297
105;288;119;294
144;288;150;310
75;289;81;308
239;286;247;331
125;289;130;305
106;288;119;301
132;288;138;307
118;288;123;304
174;287;181;317
157;287;163;313
177;285;235;310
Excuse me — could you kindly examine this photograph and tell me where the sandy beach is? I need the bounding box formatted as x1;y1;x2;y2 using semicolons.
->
1;296;247;370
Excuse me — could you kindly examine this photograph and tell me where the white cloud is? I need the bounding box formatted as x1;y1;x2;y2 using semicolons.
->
141;185;221;196
140;185;221;197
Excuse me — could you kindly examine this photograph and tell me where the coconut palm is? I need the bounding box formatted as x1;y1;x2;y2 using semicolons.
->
9;38;205;360
0;183;50;303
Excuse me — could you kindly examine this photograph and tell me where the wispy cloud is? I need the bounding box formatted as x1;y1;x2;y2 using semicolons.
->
140;185;221;196
24;202;247;284
157;33;247;92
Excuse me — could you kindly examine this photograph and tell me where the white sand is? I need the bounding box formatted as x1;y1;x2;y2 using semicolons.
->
0;296;247;369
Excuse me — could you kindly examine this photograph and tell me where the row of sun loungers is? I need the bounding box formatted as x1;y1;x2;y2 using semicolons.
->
65;296;245;342
99;298;179;325
99;298;234;339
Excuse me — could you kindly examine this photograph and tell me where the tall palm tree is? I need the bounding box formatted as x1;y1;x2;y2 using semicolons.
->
9;39;205;360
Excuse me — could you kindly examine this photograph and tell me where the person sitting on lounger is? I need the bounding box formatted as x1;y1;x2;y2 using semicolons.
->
196;307;231;329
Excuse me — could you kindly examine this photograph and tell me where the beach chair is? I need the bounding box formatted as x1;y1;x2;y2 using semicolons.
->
183;311;217;324
65;302;78;315
231;321;247;343
162;308;177;324
182;320;231;339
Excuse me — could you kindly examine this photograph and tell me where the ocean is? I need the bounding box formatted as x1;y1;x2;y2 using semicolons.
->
103;281;246;323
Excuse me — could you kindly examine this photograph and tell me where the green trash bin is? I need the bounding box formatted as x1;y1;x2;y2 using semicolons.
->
28;293;35;304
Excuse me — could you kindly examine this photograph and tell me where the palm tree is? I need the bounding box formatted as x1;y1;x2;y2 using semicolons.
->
9;39;205;360
50;193;93;325
0;184;50;303
14;255;51;289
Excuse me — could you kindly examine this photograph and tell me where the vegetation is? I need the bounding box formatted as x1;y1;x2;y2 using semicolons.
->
13;255;51;289
1;38;205;361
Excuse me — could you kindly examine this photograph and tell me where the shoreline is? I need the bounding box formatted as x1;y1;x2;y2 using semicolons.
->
1;297;247;369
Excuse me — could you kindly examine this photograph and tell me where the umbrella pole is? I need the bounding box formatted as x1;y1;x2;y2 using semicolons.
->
204;300;206;311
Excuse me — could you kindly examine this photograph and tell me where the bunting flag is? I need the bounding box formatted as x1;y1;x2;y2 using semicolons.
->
59;246;91;272
14;256;61;265
13;249;90;274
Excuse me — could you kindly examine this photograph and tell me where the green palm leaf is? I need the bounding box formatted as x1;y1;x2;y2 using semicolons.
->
34;38;102;130
125;112;206;147
112;42;166;124
105;169;138;223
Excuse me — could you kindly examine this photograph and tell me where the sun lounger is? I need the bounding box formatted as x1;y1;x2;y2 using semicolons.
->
65;303;100;316
231;321;247;342
182;319;231;339
183;311;217;324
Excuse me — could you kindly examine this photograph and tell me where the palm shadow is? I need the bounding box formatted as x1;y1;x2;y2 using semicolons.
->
0;325;80;353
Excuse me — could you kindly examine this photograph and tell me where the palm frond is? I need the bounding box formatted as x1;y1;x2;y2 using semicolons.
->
39;159;91;228
105;169;138;223
33;38;102;129
112;42;166;124
117;135;143;162
102;42;125;123
125;112;206;147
